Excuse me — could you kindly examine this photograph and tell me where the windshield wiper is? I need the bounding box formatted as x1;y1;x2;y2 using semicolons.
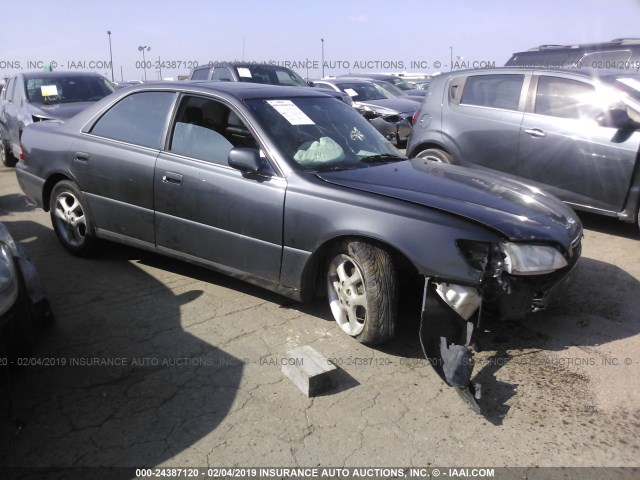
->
310;163;362;173
359;154;406;163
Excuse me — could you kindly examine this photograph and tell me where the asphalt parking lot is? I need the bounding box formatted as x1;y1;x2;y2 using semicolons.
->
0;163;639;474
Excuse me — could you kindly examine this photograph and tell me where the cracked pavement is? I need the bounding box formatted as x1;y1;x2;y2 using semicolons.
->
0;165;639;472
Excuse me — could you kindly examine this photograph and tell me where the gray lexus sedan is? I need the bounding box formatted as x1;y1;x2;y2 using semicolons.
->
15;82;582;411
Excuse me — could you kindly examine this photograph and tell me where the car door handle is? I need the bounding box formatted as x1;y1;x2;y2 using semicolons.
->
75;152;90;162
523;128;546;138
162;172;183;186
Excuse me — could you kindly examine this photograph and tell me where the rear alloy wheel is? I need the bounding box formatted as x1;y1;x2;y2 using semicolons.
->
50;180;96;256
415;148;454;164
326;240;398;345
0;135;17;168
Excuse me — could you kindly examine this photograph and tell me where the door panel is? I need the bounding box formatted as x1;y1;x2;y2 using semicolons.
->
70;136;158;243
68;91;176;243
154;153;286;283
518;75;640;212
446;74;526;174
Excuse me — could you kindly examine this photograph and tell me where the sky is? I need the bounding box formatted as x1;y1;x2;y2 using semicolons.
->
1;0;639;82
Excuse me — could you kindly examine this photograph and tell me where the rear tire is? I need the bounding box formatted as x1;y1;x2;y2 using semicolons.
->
50;180;97;256
0;133;17;168
326;240;398;345
415;148;454;164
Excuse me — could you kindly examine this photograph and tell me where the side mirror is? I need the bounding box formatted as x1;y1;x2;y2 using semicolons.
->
228;147;263;173
307;80;315;87
596;108;640;130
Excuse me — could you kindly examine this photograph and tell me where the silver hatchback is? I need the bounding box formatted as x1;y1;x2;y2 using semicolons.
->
406;68;640;229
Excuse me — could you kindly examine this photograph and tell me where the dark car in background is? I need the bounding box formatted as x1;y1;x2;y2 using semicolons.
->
0;71;115;167
314;78;419;145
505;38;640;71
338;72;427;97
14;81;582;409
346;77;425;103
406;67;640;229
189;62;353;106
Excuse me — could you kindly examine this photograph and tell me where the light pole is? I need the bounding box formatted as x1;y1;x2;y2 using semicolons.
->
321;38;325;78
107;31;114;82
138;45;151;81
449;46;453;72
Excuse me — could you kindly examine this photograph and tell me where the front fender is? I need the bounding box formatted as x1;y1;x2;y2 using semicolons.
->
279;175;502;294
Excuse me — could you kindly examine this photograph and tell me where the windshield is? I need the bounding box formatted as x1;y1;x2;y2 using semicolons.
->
336;82;394;101
237;65;308;86
25;76;115;105
388;78;415;90
246;96;405;172
374;81;406;97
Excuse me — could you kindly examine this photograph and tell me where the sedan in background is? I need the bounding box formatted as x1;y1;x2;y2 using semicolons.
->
15;82;581;412
349;78;426;103
314;78;420;146
0;71;115;167
338;72;427;97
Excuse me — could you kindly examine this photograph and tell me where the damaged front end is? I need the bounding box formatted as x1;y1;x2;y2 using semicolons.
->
420;237;581;413
357;105;414;146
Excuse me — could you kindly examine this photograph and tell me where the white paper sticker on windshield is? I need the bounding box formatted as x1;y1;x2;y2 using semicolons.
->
41;85;59;97
237;67;252;78
266;100;315;125
344;88;358;97
617;77;640;92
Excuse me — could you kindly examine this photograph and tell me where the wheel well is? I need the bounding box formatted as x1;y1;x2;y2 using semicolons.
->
301;235;421;302
42;174;72;211
407;142;450;159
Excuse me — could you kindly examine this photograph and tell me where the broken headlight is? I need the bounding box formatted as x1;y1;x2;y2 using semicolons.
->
501;242;567;275
0;243;19;317
458;240;567;277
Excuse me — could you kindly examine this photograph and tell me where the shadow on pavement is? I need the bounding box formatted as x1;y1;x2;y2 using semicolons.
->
0;220;243;471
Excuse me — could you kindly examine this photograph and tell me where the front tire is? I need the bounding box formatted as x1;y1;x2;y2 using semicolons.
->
415;148;454;164
50;180;96;256
326;240;398;345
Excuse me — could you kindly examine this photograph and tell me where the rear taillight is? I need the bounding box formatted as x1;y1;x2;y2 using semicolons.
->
412;110;420;124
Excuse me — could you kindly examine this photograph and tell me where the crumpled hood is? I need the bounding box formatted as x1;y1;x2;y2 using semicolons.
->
317;159;582;247
27;101;94;120
356;97;419;114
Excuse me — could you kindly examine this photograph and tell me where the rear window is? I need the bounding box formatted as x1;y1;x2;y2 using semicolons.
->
460;74;524;111
90;91;176;149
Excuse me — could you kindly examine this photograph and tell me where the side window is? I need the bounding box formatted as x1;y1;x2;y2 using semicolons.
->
460;74;524;111
580;50;631;68
90;91;175;148
190;67;210;80
534;76;595;119
212;67;233;81
169;95;259;166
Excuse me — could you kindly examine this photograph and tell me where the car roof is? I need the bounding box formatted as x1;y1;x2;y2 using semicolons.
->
519;38;640;53
432;66;640;82
20;71;107;79
201;62;298;72
126;80;333;100
317;78;373;85
338;73;397;79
